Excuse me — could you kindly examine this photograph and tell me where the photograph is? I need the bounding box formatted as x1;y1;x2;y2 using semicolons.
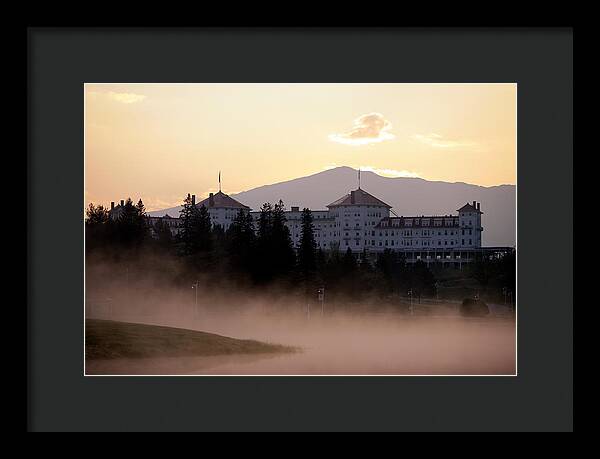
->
84;83;517;376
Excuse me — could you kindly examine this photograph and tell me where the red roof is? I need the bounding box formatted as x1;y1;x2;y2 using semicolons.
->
196;191;250;209
327;188;392;208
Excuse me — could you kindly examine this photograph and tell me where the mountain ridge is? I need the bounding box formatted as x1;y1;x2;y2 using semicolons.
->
148;167;515;246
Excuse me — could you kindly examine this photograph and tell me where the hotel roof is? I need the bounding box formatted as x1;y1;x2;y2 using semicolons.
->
327;188;392;208
457;203;483;214
196;191;250;209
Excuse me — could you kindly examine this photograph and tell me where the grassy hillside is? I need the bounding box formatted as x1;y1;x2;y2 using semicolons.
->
86;319;295;360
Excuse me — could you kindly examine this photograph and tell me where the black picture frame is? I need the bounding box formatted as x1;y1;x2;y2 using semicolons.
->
27;27;573;432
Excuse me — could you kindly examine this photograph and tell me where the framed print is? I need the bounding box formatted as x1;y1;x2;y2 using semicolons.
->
28;27;573;432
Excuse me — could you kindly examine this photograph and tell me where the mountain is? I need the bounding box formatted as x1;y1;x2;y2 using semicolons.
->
149;167;515;246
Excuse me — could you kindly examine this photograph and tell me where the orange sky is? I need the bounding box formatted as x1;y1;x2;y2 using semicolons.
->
85;83;516;211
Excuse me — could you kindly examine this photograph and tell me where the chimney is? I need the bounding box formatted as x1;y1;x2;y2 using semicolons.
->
472;200;476;209
191;194;196;205
209;192;214;207
350;190;356;204
477;202;481;211
120;199;124;207
111;201;114;210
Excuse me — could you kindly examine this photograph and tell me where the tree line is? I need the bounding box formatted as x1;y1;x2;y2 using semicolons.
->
85;195;514;304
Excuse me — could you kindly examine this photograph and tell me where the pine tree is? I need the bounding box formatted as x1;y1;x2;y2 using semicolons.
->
342;246;357;272
226;209;256;276
271;200;295;278
154;218;173;250
298;208;317;279
85;203;110;252
193;204;213;253
409;260;436;302
116;198;148;250
85;203;109;226
254;203;274;283
177;194;214;270
177;194;196;256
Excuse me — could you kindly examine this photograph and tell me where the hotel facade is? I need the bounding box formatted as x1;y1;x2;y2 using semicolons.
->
111;187;509;267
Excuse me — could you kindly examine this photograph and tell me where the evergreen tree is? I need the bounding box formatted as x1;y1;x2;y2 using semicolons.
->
254;203;273;282
85;203;109;226
177;194;196;257
194;204;213;253
358;248;373;273
342;247;357;272
153;219;173;251
408;260;436;301
271;200;296;278
115;198;148;250
177;194;212;261
85;203;110;252
315;247;327;283
297;208;317;279
226;209;256;276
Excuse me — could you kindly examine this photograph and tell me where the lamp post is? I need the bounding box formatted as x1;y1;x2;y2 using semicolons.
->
408;289;413;315
317;287;325;316
192;280;199;318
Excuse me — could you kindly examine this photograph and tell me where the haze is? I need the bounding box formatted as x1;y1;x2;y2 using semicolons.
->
85;83;516;211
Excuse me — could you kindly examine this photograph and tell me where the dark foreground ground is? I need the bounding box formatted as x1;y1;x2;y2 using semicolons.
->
85;307;516;376
85;319;294;363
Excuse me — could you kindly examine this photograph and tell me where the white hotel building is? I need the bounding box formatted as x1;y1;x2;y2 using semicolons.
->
121;186;507;267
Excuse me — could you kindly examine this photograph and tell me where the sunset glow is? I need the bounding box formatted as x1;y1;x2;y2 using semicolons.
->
85;83;516;211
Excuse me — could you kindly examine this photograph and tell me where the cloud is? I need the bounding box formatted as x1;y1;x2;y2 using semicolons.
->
411;133;477;149
329;113;395;146
106;91;147;104
142;197;181;211
88;90;147;104
359;166;420;178
323;164;419;178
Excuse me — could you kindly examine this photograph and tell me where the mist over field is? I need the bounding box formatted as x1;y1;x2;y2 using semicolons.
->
85;256;516;376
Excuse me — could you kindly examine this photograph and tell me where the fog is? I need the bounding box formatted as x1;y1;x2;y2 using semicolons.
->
85;259;516;376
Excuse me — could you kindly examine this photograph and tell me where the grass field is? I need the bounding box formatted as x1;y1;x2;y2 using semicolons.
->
85;319;295;360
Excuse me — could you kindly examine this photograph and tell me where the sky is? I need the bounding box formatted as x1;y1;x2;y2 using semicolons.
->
85;83;516;211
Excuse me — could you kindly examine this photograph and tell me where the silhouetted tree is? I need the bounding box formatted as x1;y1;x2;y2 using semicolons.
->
342;247;357;272
297;208;317;279
226;209;256;277
85;203;110;252
153;219;173;251
471;253;493;290
177;194;212;265
254;203;274;283
271;200;296;280
408;260;436;302
114;198;148;250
